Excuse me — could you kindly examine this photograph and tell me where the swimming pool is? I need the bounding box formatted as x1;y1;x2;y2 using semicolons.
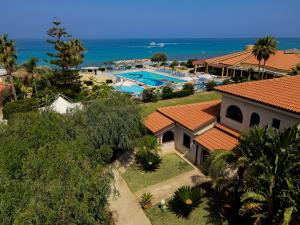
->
114;84;144;94
116;71;185;87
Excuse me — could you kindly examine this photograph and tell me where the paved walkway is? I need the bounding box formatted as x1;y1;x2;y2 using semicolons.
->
135;168;209;205
109;169;152;225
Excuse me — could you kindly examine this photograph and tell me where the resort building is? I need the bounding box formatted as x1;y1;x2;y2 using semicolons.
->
193;47;300;79
144;75;300;167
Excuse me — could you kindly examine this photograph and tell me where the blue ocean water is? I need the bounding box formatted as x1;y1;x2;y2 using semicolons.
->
15;38;300;66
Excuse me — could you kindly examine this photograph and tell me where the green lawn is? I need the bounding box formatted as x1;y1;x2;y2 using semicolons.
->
145;190;241;225
141;91;221;117
122;154;193;193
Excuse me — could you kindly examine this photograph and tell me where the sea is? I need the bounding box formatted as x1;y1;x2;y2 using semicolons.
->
15;38;300;66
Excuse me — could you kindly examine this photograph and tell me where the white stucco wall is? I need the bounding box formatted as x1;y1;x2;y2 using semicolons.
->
220;94;300;132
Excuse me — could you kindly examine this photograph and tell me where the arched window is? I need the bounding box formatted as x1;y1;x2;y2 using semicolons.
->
226;105;243;123
162;130;174;143
250;112;260;127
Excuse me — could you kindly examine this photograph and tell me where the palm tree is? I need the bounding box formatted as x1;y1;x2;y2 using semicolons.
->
252;36;277;79
260;36;277;79
23;57;39;95
252;38;264;79
0;34;18;100
205;125;300;225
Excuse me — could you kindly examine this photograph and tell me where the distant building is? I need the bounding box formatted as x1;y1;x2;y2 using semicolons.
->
144;75;300;167
193;47;300;79
40;95;83;114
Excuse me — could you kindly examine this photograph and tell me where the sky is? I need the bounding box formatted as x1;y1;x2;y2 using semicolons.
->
1;0;300;39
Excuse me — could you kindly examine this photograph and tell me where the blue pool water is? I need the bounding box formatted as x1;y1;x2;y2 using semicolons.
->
116;71;185;87
114;84;144;94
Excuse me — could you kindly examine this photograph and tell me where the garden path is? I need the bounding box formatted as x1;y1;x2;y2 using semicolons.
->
135;168;209;205
109;169;152;225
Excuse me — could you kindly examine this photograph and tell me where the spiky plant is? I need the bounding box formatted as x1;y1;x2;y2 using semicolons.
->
136;152;162;172
168;186;203;218
139;192;153;209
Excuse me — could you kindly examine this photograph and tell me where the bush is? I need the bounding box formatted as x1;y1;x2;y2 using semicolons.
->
186;59;197;68
222;79;231;85
205;81;217;91
106;79;113;84
182;83;194;95
139;192;153;209
136;65;143;69
83;80;93;86
162;86;174;99
136;151;162;172
99;67;106;72
175;90;191;98
3;98;40;119
142;89;158;103
168;186;203;218
170;61;179;69
135;135;160;154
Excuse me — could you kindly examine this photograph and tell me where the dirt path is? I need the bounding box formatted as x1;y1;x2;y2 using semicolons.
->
109;169;152;225
135;169;209;205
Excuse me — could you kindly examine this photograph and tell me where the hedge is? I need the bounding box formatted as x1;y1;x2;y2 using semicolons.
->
3;98;40;119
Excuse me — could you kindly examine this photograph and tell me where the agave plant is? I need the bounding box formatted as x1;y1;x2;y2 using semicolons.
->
168;186;203;218
136;151;162;172
139;192;153;209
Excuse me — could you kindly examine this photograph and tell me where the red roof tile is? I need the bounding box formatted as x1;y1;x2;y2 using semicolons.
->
215;75;300;114
195;128;239;151
214;123;241;138
157;100;221;131
144;112;174;134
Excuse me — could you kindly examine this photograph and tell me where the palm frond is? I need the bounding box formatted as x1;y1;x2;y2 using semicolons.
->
241;192;266;202
281;207;295;225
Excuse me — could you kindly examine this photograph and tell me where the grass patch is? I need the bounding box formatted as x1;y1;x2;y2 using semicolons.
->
122;154;193;193
145;189;242;225
141;91;221;117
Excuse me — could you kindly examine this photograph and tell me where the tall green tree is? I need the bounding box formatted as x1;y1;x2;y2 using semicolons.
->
252;38;264;79
253;36;277;79
0;110;114;225
260;36;277;79
150;53;167;64
23;57;39;94
47;19;85;94
0;34;18;100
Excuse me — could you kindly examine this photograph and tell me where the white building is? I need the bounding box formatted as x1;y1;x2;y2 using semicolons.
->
145;75;300;167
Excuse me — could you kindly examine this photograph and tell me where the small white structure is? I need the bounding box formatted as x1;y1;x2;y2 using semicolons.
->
41;95;83;114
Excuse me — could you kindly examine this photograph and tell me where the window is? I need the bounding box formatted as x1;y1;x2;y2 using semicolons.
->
250;112;260;127
183;133;191;149
226;105;243;123
272;118;281;129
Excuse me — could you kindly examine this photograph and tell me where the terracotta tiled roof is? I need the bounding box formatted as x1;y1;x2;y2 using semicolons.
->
214;123;241;138
195;128;239;151
157;100;221;131
193;50;300;72
215;75;300;114
144;111;174;134
192;59;206;65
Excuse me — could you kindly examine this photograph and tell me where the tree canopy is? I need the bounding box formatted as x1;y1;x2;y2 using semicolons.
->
150;53;167;63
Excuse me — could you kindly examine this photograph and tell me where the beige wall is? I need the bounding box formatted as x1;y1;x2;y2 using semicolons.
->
220;94;300;132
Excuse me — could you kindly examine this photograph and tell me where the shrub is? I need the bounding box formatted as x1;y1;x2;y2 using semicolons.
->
99;67;106;72
170;61;179;69
136;65;143;69
136;151;162;172
222;79;231;85
139;192;153;209
84;80;93;86
135;135;160;154
168;186;203;218
142;89;158;103
3;98;40;119
175;90;191;98
186;59;197;68
182;83;194;95
106;79;113;84
151;53;167;63
205;81;217;91
162;86;174;99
